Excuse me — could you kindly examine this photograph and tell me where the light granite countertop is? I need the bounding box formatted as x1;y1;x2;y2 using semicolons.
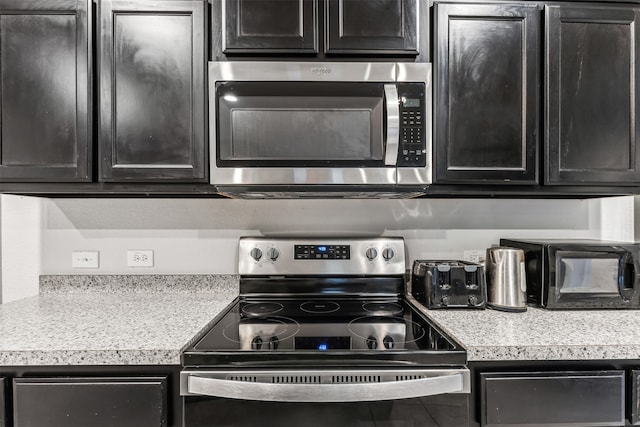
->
419;304;640;362
3;275;640;365
0;275;238;366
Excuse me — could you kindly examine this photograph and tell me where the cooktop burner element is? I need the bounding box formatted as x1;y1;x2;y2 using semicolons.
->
362;301;403;315
240;302;283;316
182;237;467;368
300;300;340;314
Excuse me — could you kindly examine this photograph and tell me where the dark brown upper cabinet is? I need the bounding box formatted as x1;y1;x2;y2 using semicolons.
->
545;5;640;185
325;0;418;55
434;3;540;185
0;0;91;183
219;0;418;56
223;0;318;53
99;0;207;182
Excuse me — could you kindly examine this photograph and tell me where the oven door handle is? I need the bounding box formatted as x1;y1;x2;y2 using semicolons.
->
384;84;400;166
184;369;469;402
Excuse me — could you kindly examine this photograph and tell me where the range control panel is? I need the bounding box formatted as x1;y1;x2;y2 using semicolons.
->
294;245;350;260
238;237;405;276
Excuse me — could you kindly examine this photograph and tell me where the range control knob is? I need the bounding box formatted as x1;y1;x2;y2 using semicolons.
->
365;248;378;261
251;336;263;350
268;336;279;350
468;295;479;306
382;248;395;261
250;247;263;261
366;335;378;349
383;336;394;350
266;247;280;261
440;295;450;307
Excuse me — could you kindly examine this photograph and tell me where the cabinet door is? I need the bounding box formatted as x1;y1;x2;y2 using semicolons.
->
325;0;418;54
546;6;640;185
434;3;539;184
99;0;206;182
13;377;167;427
223;0;317;53
632;369;640;425
480;371;625;426
0;0;91;183
0;377;6;427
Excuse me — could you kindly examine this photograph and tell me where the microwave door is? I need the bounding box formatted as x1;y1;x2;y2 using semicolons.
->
211;80;396;186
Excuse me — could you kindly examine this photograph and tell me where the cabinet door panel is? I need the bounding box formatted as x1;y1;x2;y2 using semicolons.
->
13;377;167;427
546;6;640;184
223;0;317;53
0;377;6;427
100;0;206;182
434;3;539;184
0;0;90;182
325;0;418;54
480;371;625;426
632;370;640;425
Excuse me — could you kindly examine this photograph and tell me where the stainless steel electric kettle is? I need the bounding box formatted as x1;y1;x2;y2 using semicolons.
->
485;247;527;312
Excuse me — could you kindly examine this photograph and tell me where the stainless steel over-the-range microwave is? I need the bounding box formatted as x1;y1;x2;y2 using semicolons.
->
208;61;432;196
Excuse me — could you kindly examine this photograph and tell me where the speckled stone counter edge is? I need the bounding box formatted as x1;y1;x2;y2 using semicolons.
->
40;274;240;294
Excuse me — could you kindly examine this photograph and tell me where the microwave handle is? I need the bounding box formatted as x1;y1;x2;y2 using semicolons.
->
619;252;635;296
384;84;400;166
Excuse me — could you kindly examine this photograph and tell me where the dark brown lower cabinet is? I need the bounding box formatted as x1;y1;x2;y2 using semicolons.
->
0;377;6;427
632;370;640;425
13;377;167;427
480;371;625;426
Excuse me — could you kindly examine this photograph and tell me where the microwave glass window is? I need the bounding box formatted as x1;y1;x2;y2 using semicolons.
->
558;257;619;295
230;108;375;160
217;82;386;164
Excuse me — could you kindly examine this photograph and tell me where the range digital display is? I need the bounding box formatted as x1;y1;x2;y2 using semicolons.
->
295;245;350;260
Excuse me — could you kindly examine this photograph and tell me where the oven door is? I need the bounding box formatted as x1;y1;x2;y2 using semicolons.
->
209;61;431;187
181;368;470;427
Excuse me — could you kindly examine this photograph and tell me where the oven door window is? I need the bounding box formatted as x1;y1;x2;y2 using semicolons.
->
216;82;385;167
556;252;621;298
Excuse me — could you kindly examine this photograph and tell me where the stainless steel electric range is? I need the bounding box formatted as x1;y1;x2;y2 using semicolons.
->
181;237;470;427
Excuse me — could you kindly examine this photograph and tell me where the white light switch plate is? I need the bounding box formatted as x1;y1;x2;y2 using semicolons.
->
72;251;100;268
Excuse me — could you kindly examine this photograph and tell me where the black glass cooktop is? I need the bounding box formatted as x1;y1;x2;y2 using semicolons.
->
183;297;466;367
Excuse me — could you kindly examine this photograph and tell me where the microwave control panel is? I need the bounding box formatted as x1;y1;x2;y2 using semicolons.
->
398;83;426;167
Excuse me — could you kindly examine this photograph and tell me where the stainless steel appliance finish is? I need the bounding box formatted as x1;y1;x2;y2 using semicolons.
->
411;260;486;309
501;239;640;309
208;62;432;195
182;368;469;402
181;237;470;426
486;247;527;312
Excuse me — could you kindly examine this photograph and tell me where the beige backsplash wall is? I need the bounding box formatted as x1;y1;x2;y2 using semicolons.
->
39;196;634;275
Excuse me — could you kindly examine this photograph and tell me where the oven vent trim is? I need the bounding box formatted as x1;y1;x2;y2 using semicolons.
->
272;375;322;384
224;374;428;385
332;375;381;384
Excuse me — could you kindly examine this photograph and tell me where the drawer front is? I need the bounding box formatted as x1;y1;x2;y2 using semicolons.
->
481;371;625;426
13;377;167;427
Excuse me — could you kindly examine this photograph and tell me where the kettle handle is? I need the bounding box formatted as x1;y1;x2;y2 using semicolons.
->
519;261;527;292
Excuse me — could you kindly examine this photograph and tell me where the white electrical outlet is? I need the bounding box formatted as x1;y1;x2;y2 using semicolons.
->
463;250;486;264
127;250;154;267
72;251;100;268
